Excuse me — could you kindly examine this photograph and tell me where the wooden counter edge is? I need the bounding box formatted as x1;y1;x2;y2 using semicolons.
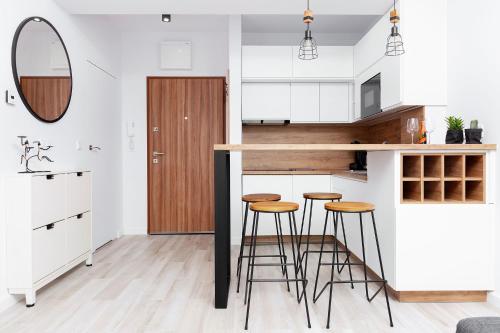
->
214;144;497;151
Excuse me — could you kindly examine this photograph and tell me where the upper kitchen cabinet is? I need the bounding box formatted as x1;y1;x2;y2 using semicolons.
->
320;83;351;123
242;82;291;120
242;46;293;78
291;83;320;122
242;46;354;80
353;0;447;114
292;46;354;79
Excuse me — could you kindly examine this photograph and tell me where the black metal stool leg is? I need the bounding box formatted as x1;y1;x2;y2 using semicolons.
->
237;202;250;293
245;212;260;330
287;213;301;303
313;210;329;303
290;212;312;328
338;212;354;289
298;198;308;249
326;210;339;329
359;212;370;302
371;211;394;327
244;212;257;305
274;213;286;276
277;213;291;292
302;199;314;278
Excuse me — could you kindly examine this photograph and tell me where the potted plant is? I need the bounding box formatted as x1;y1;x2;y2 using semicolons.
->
465;120;483;144
445;116;464;144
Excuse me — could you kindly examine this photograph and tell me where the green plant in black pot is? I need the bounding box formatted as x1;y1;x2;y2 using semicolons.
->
445;116;464;144
465;119;483;144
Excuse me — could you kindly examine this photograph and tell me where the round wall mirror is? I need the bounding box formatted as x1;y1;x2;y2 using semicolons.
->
12;17;72;123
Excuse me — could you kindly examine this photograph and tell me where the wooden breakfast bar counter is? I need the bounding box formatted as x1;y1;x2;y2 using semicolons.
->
213;144;497;308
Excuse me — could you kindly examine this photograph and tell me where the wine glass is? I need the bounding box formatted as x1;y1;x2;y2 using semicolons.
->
406;118;419;144
426;118;435;144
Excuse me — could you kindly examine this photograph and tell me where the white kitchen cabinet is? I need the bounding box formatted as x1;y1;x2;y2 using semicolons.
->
292;175;332;235
291;83;320;123
242;83;291;120
242;175;293;235
353;0;446;116
319;83;350;123
292;46;354;78
4;171;93;307
242;46;293;78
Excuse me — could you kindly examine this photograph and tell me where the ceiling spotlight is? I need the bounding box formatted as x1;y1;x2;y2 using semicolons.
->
33;17;42;22
162;14;171;23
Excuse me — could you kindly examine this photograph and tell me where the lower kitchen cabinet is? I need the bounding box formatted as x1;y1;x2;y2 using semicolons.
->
242;175;332;236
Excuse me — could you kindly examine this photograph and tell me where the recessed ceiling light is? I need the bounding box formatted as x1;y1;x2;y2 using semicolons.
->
33;17;42;22
162;14;171;23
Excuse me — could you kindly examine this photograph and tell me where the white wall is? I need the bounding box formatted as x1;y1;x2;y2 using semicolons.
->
120;27;229;234
0;0;122;310
447;0;500;304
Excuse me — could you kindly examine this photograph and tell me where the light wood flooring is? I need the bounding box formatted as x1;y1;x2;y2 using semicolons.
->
0;235;499;333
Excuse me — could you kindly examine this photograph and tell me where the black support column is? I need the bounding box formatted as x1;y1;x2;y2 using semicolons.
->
214;150;231;308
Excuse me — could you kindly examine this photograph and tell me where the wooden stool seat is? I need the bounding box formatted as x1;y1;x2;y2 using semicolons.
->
242;193;281;203
303;192;342;200
250;201;299;213
325;201;375;213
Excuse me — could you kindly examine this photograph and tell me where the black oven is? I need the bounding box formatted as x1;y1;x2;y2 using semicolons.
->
361;73;381;119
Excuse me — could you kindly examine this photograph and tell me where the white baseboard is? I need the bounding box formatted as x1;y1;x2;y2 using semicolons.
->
487;291;500;309
122;227;147;235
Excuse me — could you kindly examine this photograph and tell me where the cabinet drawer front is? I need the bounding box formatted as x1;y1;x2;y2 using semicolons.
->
66;213;91;262
67;172;91;217
32;174;66;229
32;220;67;283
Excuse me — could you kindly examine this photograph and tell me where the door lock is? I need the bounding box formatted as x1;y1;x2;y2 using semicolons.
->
153;158;159;164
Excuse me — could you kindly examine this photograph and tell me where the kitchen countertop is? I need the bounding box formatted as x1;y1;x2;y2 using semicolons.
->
215;144;496;151
243;169;368;181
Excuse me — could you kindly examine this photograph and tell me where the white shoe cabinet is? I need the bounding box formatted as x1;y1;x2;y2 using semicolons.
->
3;171;92;307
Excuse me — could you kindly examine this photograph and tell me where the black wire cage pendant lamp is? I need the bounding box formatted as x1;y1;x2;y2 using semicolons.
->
385;0;405;56
298;0;318;60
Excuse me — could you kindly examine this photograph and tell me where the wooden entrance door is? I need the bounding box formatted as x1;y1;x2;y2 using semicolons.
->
147;77;225;234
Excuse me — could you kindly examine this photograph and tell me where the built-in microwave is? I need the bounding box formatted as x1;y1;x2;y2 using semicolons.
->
361;73;381;119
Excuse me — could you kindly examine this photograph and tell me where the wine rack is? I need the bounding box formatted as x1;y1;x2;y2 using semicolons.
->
401;153;485;204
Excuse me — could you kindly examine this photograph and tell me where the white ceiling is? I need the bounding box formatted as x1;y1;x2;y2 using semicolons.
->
242;15;380;34
54;0;394;15
106;15;229;33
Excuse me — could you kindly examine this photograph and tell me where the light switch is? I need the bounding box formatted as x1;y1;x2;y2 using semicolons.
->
5;90;15;105
75;140;81;151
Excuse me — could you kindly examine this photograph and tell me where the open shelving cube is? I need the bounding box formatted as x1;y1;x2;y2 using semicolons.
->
424;181;442;202
401;153;485;204
444;155;464;178
424;155;442;179
402;181;422;202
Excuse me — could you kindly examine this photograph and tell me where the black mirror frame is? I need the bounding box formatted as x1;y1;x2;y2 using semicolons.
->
11;16;73;123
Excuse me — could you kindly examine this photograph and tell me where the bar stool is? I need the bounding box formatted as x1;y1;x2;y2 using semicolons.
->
237;193;283;293
313;201;393;329
244;201;311;330
298;193;353;288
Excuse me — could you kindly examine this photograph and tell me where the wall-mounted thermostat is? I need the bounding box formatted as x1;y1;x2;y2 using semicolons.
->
5;90;15;105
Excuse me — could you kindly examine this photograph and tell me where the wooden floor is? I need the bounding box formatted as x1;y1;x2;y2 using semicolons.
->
0;235;499;333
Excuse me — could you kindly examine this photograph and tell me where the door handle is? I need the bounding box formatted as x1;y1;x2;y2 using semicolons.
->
153;151;166;157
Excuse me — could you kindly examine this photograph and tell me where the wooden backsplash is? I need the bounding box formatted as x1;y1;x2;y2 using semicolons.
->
242;107;425;171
